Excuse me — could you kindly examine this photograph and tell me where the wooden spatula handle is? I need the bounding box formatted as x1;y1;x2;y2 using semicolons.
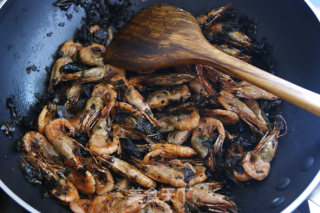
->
198;45;320;116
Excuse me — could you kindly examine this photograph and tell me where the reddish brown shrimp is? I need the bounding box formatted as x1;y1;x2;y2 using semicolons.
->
79;43;105;67
81;83;117;133
228;81;279;100
167;130;190;145
70;199;91;213
138;199;173;213
191;117;226;158
128;73;195;88
147;85;191;109
67;168;96;194
98;156;156;188
90;166;115;195
111;75;161;127
22;131;59;158
203;65;238;88
61;65;126;83
59;40;82;60
197;4;231;26
89;117;120;156
87;192;124;213
202;109;239;125
134;159;186;187
243;122;283;180
218;90;269;134
142;143;197;162
213;44;251;62
49;56;73;90
243;99;268;126
66;83;82;110
38;105;56;134
159;107;200;131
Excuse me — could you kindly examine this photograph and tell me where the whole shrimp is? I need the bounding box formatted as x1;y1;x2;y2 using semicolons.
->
167;130;190;145
70;199;91;213
147;85;191;109
243;121;283;180
158;107;200;131
22;131;59;158
218;90;269;134
202;109;239;125
59;40;82;60
191;117;226;158
111;75;161;127
81;83;117;133
79;43;105;67
65;83;82;111
134;159;186;187
23;154;79;203
141;143;197;162
61;65;125;83
89;117;120;156
98;156;156;188
66;167;96;194
49;56;73;90
38;104;56;134
213;44;251;62
87;192;124;213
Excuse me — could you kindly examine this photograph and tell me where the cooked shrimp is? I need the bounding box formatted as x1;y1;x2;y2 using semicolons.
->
49;56;73;90
214;44;251;62
24;154;79;203
128;73;195;88
218;90;269;134
108;194;153;213
134;159;186;187
159;107;200;131
66;83;82;110
45;119;82;165
243;99;268;125
203;65;238;88
197;4;231;26
89;117;120;156
138;199;173;213
61;65;125;83
191;117;225;158
59;40;82;60
91;167;114;195
38;105;56;134
142;144;197;162
202;109;239;125
22;131;59;158
147;85;191;109
81;83;117;133
188;165;208;185
67;168;96;194
99;156;156;188
228;81;279;100
167;130;190;145
111;75;161;127
68;112;82;131
242;122;282;180
70;199;91;213
79;43;105;67
87;192;124;213
114;178;130;190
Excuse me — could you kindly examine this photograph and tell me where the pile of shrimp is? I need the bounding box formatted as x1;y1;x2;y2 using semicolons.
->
21;4;286;213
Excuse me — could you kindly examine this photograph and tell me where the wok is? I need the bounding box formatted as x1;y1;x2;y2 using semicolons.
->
0;0;319;212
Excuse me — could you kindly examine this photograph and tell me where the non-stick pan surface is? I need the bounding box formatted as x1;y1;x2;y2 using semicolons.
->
0;0;319;212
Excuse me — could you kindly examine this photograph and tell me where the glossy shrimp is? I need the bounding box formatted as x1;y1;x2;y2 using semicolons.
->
22;131;59;158
243;99;268;126
134;159;186;187
218;90;269;134
67;167;96;194
59;40;82;60
228;81;279;100
61;65;125;83
214;44;251;62
79;43;105;67
89;117;120;156
23;154;79;203
38;104;56;134
98;156;156;188
242;122;283;180
49;56;73;90
158;107;200;131
142;143;197;162
167;130;190;145
191;117;226;158
70;199;91;213
66;83;82;110
111;75;161;127
202;109;239;125
81;83;117;133
147;85;191;109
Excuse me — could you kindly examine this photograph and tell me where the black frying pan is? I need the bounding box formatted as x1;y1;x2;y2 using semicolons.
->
0;0;319;212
